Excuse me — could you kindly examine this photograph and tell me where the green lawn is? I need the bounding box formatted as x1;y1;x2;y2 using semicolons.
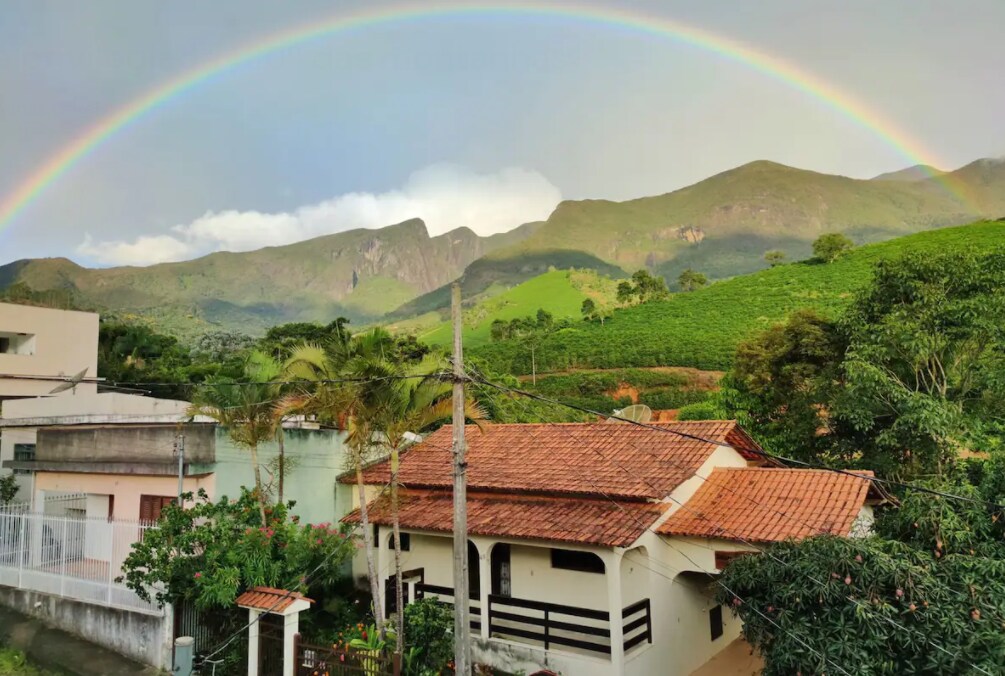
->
472;220;1005;374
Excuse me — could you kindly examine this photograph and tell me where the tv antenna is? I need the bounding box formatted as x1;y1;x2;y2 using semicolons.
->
612;404;653;424
48;368;90;395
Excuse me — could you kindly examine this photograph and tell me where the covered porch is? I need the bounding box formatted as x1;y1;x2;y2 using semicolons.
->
376;529;654;676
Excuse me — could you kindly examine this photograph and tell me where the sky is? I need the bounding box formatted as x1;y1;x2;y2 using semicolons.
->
0;0;1002;267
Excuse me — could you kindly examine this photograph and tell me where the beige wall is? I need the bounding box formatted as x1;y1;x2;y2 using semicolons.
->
34;471;214;522
0;303;98;399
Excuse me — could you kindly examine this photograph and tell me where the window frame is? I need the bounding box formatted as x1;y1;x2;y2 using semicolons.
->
550;548;606;574
710;604;724;641
12;443;35;475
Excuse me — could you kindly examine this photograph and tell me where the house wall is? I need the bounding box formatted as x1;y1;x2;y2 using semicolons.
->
34;471;214;523
508;542;610;611
211;427;350;525
36;423;215;466
0;303;99;399
0;427;36;501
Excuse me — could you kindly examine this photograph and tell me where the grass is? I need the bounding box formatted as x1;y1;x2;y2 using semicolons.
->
0;647;54;676
471;220;1005;374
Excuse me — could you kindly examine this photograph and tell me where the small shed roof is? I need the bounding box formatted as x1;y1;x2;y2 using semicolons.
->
236;586;314;615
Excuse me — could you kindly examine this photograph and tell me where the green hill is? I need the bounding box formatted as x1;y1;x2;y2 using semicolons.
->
471;220;1005;374
388;268;619;348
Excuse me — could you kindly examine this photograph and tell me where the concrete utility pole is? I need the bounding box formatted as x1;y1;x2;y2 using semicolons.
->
175;433;185;506
451;282;472;674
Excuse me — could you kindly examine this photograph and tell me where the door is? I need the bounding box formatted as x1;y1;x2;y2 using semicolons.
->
491;544;511;597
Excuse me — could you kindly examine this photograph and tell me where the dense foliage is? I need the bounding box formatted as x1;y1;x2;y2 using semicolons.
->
727;248;1005;478
722;460;1005;675
0;475;17;505
120;489;355;609
616;269;670;304
676;268;708;292
812;232;855;262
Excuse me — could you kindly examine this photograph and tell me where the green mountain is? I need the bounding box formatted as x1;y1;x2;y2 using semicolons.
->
470;220;1005;375
871;164;945;182
0;218;540;337
4;158;1003;338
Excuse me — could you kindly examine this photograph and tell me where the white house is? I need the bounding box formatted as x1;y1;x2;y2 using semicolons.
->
342;421;882;676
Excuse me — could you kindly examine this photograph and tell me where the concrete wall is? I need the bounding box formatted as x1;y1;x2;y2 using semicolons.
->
0;426;36;501
0;303;99;399
0;585;173;669
36;423;215;466
1;392;189;420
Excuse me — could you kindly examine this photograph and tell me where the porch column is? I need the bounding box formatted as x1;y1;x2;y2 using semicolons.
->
283;613;299;676
605;550;626;676
247;609;261;676
478;543;492;640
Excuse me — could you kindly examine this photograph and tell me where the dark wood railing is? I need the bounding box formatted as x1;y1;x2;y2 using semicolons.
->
621;598;653;652
487;594;612;655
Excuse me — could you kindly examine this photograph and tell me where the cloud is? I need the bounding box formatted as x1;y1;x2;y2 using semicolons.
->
76;164;561;266
76;234;194;267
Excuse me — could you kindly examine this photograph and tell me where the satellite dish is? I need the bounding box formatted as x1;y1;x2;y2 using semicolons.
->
48;368;89;395
613;404;653;424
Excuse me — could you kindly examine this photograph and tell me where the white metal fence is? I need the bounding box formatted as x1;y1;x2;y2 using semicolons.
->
0;510;161;614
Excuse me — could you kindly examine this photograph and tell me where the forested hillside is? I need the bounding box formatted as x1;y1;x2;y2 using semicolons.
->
471;220;1005;374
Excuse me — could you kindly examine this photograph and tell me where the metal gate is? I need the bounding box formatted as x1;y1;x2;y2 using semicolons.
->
259;613;285;676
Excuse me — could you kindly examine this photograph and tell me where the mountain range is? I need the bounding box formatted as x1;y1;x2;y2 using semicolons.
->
2;157;1003;337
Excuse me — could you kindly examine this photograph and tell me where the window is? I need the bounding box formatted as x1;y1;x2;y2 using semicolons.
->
12;443;35;475
139;495;175;522
0;332;37;356
550;548;605;574
710;605;724;641
389;533;410;551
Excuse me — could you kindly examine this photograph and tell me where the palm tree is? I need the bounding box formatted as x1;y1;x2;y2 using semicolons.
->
353;356;487;658
279;335;396;638
189;351;283;524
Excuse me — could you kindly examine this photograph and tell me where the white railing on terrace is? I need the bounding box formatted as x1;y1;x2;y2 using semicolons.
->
0;510;161;615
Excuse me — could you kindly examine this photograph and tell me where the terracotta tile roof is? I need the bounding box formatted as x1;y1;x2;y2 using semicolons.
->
235;586;314;612
343;489;667;548
343;421;762;500
658;468;873;542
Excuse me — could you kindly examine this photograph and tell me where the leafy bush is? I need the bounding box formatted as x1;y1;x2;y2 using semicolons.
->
403;599;454;675
119;488;356;609
676;400;727;421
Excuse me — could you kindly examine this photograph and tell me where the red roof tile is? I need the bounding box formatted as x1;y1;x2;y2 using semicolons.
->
235;586;314;612
658;468;873;542
344;489;667;547
345;421;762;500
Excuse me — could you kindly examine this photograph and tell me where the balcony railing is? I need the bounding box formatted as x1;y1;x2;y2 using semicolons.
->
403;583;652;658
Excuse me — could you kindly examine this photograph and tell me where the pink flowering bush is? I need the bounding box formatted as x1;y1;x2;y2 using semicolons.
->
119;488;356;609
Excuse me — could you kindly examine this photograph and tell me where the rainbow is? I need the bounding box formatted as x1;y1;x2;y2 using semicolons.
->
0;2;963;229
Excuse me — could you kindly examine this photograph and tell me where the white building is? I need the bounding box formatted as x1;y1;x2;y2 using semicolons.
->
343;421;883;676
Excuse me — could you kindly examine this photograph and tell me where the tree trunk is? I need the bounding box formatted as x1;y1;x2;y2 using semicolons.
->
249;443;267;524
277;426;286;504
391;444;405;656
355;453;385;639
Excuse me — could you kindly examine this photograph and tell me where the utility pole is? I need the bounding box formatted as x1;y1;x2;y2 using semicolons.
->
175;433;185;507
450;282;472;675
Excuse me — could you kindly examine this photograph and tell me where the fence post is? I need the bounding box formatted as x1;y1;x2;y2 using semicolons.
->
106;520;116;605
59;516;67;597
292;632;301;676
543;608;550;650
17;513;25;588
392;650;401;676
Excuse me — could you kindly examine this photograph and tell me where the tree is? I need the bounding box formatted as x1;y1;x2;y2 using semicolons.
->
189;351;284;523
535;308;554;330
812;233;854;262
260;319;352;360
720;534;1005;675
832;249;1005;477
677;268;708;292
616;280;635;305
580;298;597;320
725;309;844;463
352;357;486;659
764;250;786;267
